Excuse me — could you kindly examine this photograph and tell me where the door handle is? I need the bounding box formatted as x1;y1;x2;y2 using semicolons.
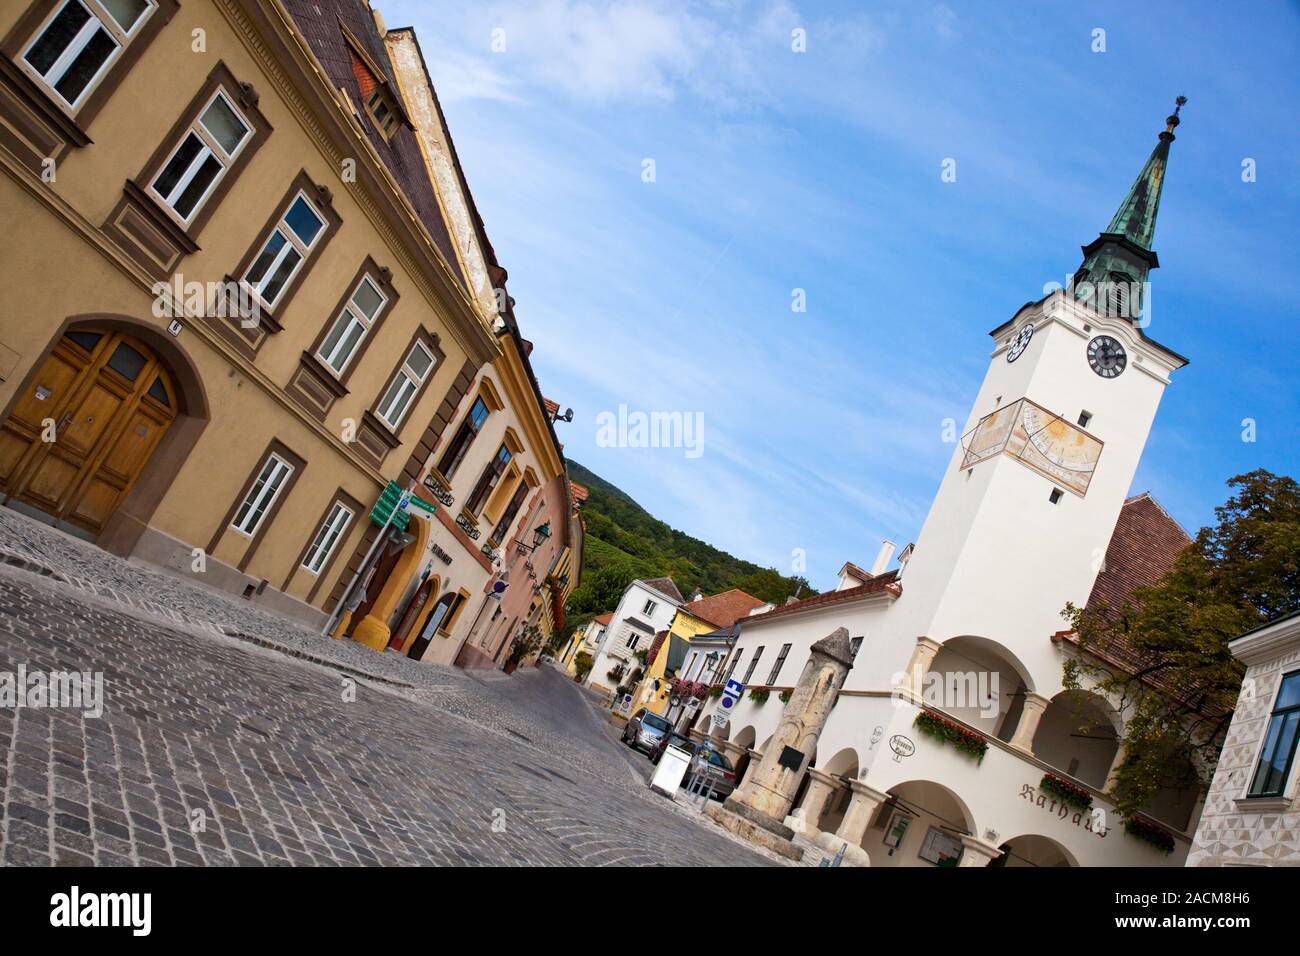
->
55;411;73;434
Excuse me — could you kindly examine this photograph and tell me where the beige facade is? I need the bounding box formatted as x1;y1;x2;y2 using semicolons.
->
0;0;500;624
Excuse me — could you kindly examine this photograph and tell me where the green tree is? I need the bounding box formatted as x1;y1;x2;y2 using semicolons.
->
1063;469;1300;819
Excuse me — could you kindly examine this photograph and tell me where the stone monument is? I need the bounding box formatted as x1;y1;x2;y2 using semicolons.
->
703;627;854;861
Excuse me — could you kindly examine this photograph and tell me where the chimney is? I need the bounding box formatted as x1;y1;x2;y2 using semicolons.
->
871;539;896;576
690;589;703;602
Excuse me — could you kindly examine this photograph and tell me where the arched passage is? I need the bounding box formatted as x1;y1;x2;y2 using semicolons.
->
0;316;210;552
924;635;1037;742
815;747;860;835
869;780;976;868
990;833;1078;868
1032;689;1121;790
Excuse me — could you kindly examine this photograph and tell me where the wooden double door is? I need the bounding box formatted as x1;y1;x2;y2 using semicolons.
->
0;329;177;536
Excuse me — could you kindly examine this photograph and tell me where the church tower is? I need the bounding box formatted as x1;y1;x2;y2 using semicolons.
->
887;101;1191;698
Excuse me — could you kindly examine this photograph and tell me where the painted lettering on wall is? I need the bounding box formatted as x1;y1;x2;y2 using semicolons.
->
1019;783;1109;839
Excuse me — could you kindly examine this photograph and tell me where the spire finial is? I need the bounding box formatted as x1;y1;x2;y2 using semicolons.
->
1166;95;1186;133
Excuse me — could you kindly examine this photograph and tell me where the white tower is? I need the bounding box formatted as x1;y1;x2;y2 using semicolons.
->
888;101;1191;698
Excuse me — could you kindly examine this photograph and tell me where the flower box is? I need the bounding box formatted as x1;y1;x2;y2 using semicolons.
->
913;709;988;763
1123;816;1176;854
1040;773;1093;811
748;688;770;704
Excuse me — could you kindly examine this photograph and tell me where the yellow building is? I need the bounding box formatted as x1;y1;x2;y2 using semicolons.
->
629;589;766;717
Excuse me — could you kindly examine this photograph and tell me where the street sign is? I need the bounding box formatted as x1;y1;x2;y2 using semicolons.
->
369;481;411;531
710;712;728;731
720;678;744;712
407;494;437;515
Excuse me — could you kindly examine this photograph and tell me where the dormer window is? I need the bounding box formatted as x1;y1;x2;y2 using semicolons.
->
365;88;399;140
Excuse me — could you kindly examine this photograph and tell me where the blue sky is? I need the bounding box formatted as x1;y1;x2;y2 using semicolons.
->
383;0;1299;590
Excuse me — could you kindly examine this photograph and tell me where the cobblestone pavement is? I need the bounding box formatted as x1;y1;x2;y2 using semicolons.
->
0;560;776;866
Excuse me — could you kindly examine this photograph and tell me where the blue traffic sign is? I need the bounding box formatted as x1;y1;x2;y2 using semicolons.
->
720;678;744;711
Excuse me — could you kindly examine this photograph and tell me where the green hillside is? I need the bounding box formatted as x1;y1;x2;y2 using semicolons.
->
565;460;815;631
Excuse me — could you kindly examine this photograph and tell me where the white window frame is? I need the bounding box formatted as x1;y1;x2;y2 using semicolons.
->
241;191;326;310
317;275;386;376
301;501;353;575
642;599;657;616
375;341;435;430
231;453;292;538
19;0;155;112
147;87;252;226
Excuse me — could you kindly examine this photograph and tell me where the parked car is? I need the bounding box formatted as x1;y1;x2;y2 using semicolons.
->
685;745;737;800
621;709;673;755
650;731;696;765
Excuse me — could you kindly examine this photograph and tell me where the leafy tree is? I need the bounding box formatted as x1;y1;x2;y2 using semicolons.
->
1063;470;1300;819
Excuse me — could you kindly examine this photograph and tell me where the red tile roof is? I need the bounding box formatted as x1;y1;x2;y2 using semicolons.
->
544;398;560;418
1087;493;1191;611
569;481;589;506
840;562;874;583
746;571;901;625
594;612;613;626
680;589;767;629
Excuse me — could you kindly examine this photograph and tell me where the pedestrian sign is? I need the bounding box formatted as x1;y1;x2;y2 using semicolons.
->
720;678;744;712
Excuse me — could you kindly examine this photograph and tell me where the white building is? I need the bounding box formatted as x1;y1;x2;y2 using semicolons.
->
1187;610;1300;866
697;104;1205;867
585;577;683;695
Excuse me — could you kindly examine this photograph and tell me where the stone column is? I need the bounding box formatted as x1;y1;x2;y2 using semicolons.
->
704;628;856;861
1009;692;1051;754
958;834;1004;867
721;741;746;771
740;749;764;787
796;769;841;835
833;780;889;848
904;636;943;701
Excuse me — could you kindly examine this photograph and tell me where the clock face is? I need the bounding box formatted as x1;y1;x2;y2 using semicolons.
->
1006;323;1033;362
1087;335;1127;378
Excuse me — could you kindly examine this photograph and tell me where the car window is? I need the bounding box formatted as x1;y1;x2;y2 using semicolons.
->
642;713;671;732
705;750;731;768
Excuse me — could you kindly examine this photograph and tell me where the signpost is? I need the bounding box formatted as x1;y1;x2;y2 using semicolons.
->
720;678;744;713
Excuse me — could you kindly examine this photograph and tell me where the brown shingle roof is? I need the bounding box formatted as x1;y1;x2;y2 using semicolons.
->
280;0;463;287
1087;492;1191;611
643;577;684;603
680;589;766;629
746;571;901;625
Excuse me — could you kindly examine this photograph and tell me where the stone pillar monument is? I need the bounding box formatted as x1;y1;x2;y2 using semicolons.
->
703;627;854;861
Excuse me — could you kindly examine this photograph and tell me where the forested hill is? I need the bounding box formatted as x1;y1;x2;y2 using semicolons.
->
565;460;814;630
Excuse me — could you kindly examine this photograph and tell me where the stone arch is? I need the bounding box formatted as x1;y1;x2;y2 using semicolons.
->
814;748;861;835
990;833;1078;868
928;634;1038;740
0;314;212;556
1032;688;1121;790
822;747;859;778
867;779;977;867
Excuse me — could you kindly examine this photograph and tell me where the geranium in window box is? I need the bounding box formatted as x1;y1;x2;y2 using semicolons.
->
913;709;988;763
1040;772;1093;811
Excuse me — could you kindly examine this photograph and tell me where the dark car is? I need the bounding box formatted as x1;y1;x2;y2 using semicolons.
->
650;731;695;765
684;744;737;800
621;708;673;755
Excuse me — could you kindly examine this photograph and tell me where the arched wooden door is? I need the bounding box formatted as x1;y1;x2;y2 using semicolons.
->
0;329;177;536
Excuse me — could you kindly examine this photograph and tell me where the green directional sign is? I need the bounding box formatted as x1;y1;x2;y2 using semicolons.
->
370;481;410;531
369;481;436;530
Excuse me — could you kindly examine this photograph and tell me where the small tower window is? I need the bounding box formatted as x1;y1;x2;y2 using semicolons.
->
1077;411;1092;428
366;90;400;140
1049;488;1064;504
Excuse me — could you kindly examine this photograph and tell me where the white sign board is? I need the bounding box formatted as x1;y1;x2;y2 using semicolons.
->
650;743;693;797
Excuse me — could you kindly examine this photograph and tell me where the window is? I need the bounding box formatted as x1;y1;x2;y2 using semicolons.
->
464;443;511;515
20;0;153;111
725;650;743;680
375;341;435;429
767;644;792;685
242;192;325;310
149;90;251;223
743;647;765;685
490;481;529;545
231;453;292;537
642;599;658;617
317;275;386;375
626;633;640;652
1077;410;1092;429
365;89;400;139
436;397;489;480
301;502;352;574
1049;488;1063;505
1248;671;1300;798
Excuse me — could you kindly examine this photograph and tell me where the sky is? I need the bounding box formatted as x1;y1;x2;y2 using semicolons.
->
382;0;1299;591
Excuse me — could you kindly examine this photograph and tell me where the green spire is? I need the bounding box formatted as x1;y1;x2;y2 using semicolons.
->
1072;97;1186;319
1104;95;1184;250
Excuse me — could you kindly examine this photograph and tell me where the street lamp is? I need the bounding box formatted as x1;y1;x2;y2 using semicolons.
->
515;522;551;555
